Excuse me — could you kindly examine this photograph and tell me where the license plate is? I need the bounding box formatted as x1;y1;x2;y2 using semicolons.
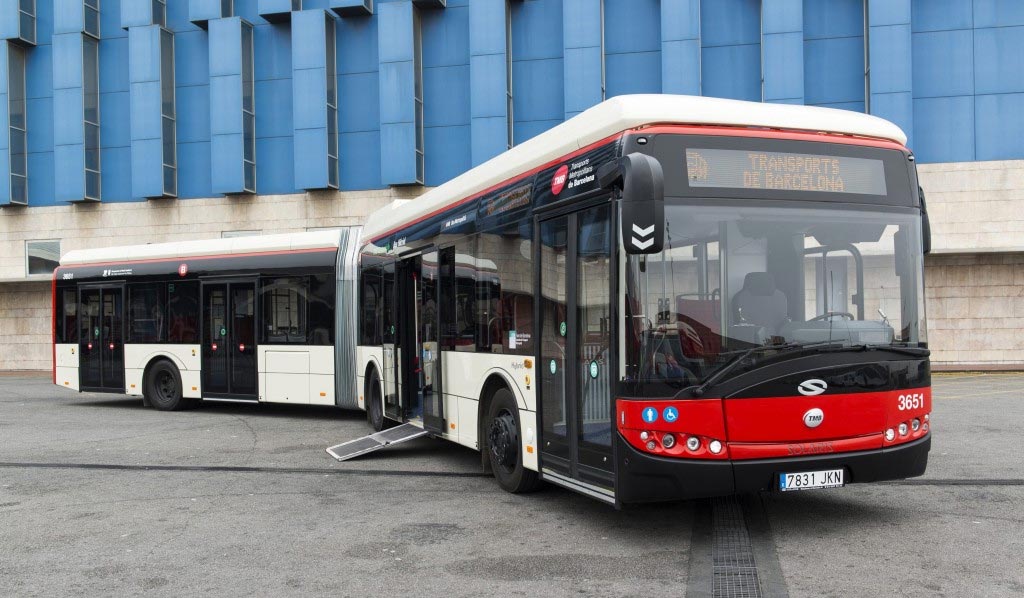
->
779;469;844;492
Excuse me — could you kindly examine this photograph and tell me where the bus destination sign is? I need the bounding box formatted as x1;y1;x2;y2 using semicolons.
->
686;148;888;196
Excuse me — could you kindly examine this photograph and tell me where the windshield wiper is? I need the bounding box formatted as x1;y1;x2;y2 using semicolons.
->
818;343;930;358
691;341;845;397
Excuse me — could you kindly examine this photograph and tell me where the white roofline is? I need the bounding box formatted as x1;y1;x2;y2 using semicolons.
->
362;94;908;241
60;231;342;267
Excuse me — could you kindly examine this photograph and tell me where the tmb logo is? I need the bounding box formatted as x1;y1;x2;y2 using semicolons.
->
178;263;189;277
551;165;569;195
798;378;827;396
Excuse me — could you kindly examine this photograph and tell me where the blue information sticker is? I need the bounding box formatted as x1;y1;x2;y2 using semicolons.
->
642;406;658;423
663;406;679;423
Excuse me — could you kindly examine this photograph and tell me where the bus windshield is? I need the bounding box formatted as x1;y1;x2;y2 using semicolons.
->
624;202;927;388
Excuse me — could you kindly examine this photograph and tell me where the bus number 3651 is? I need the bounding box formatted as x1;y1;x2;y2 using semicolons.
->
897;393;925;410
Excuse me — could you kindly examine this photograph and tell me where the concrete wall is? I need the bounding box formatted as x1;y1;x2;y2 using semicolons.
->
0;281;50;371
925;253;1024;367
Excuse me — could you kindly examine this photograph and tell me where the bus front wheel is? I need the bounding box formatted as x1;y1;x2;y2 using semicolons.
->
145;360;190;411
485;388;540;494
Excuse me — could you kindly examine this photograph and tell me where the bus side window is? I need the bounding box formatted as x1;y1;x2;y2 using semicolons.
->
261;277;309;344
360;264;382;346
168;281;199;344
58;288;77;343
128;283;167;344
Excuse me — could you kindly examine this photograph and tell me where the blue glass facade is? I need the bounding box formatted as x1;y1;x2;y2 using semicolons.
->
0;0;1022;206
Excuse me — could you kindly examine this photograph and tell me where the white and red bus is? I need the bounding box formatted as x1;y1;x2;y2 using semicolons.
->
54;95;931;505
354;95;931;504
53;230;364;409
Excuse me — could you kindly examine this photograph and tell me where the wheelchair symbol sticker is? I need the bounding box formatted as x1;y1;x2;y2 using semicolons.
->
663;406;679;423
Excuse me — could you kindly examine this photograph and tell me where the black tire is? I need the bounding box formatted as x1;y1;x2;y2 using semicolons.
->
484;388;540;494
366;370;387;432
145;360;190;411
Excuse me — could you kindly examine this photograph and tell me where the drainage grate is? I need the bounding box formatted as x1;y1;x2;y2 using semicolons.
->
711;496;763;598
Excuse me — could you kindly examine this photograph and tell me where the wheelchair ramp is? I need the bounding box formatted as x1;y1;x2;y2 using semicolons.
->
326;423;429;462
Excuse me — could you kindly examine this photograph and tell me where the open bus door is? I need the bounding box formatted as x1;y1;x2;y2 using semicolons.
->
385;253;444;434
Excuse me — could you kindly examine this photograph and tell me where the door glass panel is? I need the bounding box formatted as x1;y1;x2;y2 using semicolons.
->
79;288;101;388
231;284;256;395
381;262;399;418
103;289;125;389
539;217;570;466
576;205;613;472
421;251;443;431
203;285;229;394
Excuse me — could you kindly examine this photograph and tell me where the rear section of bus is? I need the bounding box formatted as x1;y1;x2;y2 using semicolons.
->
611;125;931;503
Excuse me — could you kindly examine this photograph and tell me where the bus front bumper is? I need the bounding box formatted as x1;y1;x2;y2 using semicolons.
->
615;434;930;504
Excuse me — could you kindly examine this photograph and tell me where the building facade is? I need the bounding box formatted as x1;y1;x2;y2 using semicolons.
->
1;0;1023;370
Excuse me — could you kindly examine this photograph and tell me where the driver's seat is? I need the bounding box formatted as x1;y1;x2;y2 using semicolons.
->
732;272;788;335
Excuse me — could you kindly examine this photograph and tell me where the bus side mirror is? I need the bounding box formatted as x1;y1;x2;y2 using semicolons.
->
598;153;665;255
919;187;932;255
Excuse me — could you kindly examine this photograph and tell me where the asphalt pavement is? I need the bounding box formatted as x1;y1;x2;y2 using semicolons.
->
1;373;1022;597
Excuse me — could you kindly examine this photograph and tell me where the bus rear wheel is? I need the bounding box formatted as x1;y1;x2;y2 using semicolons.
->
146;360;190;411
366;370;387;432
485;388;540;494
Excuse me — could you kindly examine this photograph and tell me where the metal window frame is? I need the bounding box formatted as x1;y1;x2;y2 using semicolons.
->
84;0;101;38
83;34;101;201
18;0;36;45
7;43;28;205
152;0;167;27
159;27;177;197
325;13;339;189
222;0;234;18
413;7;424;184
25;239;61;276
241;19;256;193
505;0;513;149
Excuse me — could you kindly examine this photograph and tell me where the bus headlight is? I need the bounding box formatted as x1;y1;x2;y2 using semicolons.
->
646;440;657;451
708;440;723;454
911;419;920;432
898;422;909;436
662;434;676;449
885;428;895;441
686;436;701;451
640;431;649;441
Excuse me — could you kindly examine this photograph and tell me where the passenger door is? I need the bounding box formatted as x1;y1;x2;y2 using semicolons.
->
78;285;125;392
201;280;257;399
537;202;615;498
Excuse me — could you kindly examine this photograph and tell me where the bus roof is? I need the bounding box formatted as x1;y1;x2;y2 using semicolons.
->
60;230;342;267
362;94;908;242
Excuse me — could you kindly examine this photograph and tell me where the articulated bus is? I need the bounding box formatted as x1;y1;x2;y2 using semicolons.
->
53;230;364;409
54;95;931;505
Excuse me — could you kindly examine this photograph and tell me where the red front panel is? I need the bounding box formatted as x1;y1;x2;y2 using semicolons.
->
724;387;931;443
618;387;932;461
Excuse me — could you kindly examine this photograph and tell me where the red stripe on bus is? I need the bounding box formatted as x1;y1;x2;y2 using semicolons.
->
54;246;338;272
628;124;908;151
368;123;907;245
367;131;626;244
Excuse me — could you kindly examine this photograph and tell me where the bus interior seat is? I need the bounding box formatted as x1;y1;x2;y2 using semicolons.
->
732;272;788;335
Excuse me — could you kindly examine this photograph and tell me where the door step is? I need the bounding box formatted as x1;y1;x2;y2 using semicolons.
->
325;423;429;462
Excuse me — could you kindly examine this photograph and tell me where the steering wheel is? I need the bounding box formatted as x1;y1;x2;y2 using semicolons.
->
808;311;855;322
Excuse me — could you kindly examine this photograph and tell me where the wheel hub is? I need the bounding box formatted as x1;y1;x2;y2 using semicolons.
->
488;411;518;469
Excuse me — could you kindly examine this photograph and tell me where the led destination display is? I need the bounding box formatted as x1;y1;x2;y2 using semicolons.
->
686;148;888;196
